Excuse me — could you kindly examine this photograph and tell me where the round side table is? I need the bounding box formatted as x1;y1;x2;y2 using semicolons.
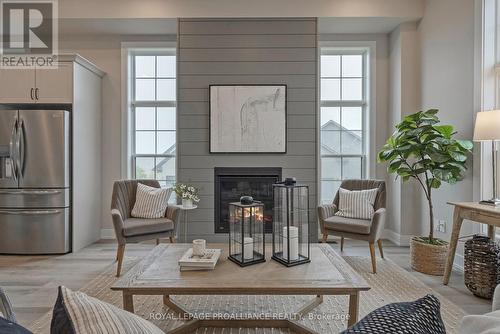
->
172;205;198;242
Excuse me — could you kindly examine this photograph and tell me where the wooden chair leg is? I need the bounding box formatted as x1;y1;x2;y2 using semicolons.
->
116;244;126;277
377;239;384;258
340;237;344;252
369;243;377;274
156;238;160;245
169;236;175;243
322;233;328;243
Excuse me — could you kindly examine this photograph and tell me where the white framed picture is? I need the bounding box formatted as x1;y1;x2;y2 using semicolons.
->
209;85;287;153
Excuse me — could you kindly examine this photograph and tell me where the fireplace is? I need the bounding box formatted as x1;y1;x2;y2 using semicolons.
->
214;167;282;233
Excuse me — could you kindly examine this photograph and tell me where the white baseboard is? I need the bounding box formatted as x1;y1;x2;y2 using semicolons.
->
382;229;411;246
101;229;115;240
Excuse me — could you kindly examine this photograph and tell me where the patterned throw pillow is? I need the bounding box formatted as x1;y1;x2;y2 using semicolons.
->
51;286;164;334
335;188;378;220
131;183;172;219
341;294;446;334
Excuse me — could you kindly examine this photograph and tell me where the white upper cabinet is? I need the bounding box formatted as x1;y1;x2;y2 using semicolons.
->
35;62;73;103
0;61;76;104
0;68;36;103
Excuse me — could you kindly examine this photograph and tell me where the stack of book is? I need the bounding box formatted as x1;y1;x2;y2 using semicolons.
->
178;248;222;271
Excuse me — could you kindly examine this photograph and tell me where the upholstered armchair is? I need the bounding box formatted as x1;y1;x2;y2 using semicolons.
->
111;179;180;276
317;179;386;274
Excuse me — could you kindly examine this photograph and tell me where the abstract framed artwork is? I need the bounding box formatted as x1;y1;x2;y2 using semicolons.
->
209;84;287;153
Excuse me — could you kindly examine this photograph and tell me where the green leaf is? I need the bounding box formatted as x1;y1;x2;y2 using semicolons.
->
434;125;454;139
428;178;441;189
450;151;467;162
388;160;403;173
428;152;449;163
457;139;473;150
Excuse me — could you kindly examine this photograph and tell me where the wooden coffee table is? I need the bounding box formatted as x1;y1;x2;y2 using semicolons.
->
111;243;370;334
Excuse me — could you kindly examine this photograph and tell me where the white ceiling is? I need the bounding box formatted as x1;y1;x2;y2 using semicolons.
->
59;17;412;36
318;17;413;34
59;18;178;36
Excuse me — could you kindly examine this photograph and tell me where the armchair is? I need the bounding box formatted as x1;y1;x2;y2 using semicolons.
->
111;179;180;276
317;179;386;273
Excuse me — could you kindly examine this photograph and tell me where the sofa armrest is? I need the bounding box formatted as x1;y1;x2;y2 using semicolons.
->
0;287;16;323
369;208;386;241
317;204;337;231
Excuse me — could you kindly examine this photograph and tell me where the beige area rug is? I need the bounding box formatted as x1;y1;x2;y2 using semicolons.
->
29;256;466;334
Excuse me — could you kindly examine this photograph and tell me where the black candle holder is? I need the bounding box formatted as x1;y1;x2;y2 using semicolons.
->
228;201;265;266
272;183;310;267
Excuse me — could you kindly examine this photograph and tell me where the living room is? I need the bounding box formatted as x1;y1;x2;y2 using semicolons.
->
0;0;498;333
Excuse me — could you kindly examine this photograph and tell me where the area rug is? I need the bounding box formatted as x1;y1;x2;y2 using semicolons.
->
29;256;466;334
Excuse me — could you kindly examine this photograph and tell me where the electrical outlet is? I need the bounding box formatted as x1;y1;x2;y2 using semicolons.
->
436;220;446;233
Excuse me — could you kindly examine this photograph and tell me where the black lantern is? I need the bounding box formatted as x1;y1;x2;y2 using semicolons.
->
228;201;265;266
272;183;310;266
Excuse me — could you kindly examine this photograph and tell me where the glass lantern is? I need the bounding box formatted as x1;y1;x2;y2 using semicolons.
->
228;201;265;266
272;183;310;266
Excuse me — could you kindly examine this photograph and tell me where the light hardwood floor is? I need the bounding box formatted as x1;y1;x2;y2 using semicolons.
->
0;238;492;328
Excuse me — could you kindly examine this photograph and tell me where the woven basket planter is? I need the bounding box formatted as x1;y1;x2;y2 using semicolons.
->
410;237;448;276
464;235;500;299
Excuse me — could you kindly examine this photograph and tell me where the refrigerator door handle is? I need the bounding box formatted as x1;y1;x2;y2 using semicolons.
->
16;119;25;177
9;118;18;181
0;190;62;195
0;209;62;215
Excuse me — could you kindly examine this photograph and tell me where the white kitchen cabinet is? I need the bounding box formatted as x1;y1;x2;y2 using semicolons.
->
0;60;76;103
0;68;36;103
34;62;73;103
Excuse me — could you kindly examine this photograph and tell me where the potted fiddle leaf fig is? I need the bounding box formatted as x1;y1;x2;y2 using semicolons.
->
378;109;473;275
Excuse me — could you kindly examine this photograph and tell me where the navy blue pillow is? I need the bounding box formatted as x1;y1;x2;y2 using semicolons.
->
342;294;446;334
0;316;33;334
50;286;75;334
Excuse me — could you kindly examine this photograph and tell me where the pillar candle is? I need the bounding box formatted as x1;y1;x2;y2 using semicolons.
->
243;237;254;260
283;226;299;261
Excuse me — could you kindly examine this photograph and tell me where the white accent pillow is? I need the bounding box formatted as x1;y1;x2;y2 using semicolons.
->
131;183;172;219
459;310;500;334
335;187;378;220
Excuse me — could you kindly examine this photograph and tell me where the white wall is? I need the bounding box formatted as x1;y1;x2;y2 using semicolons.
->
388;23;424;242
417;0;477;247
60;34;176;230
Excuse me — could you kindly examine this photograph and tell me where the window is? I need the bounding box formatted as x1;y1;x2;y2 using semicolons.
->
320;51;368;204
130;50;176;188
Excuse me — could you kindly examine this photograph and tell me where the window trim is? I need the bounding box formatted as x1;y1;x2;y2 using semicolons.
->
318;42;375;204
120;41;177;184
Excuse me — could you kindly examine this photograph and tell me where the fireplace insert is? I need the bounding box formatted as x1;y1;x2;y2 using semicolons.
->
214;167;282;233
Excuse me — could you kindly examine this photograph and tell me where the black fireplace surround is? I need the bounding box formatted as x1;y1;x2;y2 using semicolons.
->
214;167;282;233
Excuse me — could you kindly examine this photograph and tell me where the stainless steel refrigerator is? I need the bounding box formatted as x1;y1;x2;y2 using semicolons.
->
0;108;70;254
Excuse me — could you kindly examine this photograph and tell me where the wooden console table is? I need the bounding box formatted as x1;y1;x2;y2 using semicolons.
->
443;202;500;285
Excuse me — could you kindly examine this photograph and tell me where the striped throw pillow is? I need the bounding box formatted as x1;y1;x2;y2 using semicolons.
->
131;183;172;219
51;286;164;334
335;187;378;220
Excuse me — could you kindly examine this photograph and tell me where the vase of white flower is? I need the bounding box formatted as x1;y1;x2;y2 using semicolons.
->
182;198;193;208
174;183;200;208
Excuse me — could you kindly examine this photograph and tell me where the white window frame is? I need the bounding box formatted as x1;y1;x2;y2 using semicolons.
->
121;42;177;185
318;42;375;204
